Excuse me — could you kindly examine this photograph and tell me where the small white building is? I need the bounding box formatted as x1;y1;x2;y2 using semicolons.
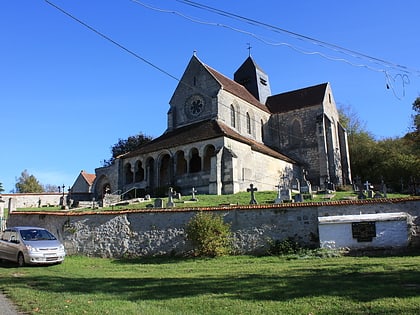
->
318;212;409;250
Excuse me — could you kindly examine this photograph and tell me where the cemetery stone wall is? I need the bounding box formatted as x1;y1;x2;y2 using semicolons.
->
6;198;420;257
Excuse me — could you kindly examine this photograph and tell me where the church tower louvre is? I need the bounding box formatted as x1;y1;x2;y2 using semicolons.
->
234;56;272;104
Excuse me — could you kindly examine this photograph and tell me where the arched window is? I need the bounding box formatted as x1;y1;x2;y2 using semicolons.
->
134;161;144;182
159;154;171;187
261;119;265;141
189;148;201;173
230;105;236;128
175;151;187;176
203;145;215;171
124;163;133;184
246;112;251;134
290;119;302;147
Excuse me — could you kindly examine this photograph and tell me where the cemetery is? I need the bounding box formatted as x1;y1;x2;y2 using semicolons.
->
2;185;419;258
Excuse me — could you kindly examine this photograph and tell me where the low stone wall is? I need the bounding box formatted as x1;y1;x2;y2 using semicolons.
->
1;193;66;210
5;198;420;257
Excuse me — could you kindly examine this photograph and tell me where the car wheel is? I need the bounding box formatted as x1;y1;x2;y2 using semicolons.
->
17;252;25;267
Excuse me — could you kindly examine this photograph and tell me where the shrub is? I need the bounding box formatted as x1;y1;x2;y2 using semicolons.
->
267;237;301;256
186;212;232;257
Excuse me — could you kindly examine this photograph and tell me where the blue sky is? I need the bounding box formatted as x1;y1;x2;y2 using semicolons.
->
1;1;419;193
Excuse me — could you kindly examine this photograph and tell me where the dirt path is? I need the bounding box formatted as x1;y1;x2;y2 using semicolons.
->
0;293;22;315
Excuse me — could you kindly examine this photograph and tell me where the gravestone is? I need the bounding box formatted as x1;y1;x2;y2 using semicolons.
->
294;193;303;202
190;187;198;201
275;173;292;203
280;188;292;202
247;183;258;204
154;198;163;208
291;178;300;193
274;184;282;204
166;187;175;207
355;177;366;199
364;181;374;198
381;180;388;198
300;170;312;194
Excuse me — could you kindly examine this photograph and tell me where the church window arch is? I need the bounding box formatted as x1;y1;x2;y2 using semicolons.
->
203;145;215;171
124;163;133;184
246;112;251;134
261;119;265;141
290;119;303;147
175;151;187;176
189;148;202;173
134;160;144;182
230;105;236;128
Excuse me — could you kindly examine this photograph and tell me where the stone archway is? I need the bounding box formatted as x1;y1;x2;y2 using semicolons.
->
159;154;172;187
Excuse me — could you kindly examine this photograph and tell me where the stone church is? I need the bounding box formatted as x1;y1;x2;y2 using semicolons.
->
92;54;351;199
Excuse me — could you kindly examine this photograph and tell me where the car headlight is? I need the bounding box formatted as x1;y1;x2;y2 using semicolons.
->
25;245;39;252
59;244;65;252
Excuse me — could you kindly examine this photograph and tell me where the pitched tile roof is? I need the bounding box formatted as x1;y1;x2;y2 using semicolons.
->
203;64;270;113
266;83;328;113
81;171;96;186
122;119;296;163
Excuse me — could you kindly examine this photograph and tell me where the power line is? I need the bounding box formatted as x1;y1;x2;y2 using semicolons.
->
177;0;420;77
44;0;180;82
43;0;347;143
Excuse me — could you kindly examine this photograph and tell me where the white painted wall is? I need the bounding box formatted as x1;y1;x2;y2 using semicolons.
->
319;213;409;249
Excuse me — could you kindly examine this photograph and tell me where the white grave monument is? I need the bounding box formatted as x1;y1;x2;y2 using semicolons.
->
319;212;409;250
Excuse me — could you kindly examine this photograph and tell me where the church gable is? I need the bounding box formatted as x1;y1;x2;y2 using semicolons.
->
168;55;221;130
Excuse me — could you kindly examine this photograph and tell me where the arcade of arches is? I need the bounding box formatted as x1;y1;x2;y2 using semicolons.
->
122;144;216;193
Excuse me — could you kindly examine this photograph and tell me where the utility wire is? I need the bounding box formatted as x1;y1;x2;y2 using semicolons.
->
177;0;420;77
44;0;180;82
43;0;348;143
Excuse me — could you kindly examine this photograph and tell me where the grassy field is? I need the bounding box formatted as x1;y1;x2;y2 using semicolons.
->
14;190;411;212
1;254;419;314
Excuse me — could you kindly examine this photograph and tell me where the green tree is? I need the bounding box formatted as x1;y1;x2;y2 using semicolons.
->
339;101;420;194
15;170;44;193
0;182;4;193
102;132;153;166
338;104;378;183
412;96;420;133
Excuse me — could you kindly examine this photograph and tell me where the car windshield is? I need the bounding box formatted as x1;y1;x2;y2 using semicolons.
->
20;229;57;241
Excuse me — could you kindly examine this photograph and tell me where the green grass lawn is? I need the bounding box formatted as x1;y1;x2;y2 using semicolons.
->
1;254;419;314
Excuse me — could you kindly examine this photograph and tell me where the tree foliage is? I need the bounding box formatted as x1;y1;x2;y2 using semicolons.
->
15;170;44;193
0;182;4;193
339;101;420;193
102;132;153;166
186;212;232;257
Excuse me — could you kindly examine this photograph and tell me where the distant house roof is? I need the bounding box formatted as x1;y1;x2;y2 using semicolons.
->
204;64;270;113
81;171;96;186
122;119;296;163
266;83;328;113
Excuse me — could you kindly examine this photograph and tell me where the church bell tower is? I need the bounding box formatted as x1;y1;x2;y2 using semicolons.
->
234;56;272;104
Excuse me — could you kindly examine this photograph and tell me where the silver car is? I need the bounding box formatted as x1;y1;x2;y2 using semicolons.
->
0;226;65;266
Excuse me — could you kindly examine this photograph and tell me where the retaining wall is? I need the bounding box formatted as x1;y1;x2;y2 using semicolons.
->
5;198;420;257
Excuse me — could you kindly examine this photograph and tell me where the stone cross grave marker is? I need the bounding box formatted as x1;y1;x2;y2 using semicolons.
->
247;183;258;204
190;187;198;201
364;180;374;198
